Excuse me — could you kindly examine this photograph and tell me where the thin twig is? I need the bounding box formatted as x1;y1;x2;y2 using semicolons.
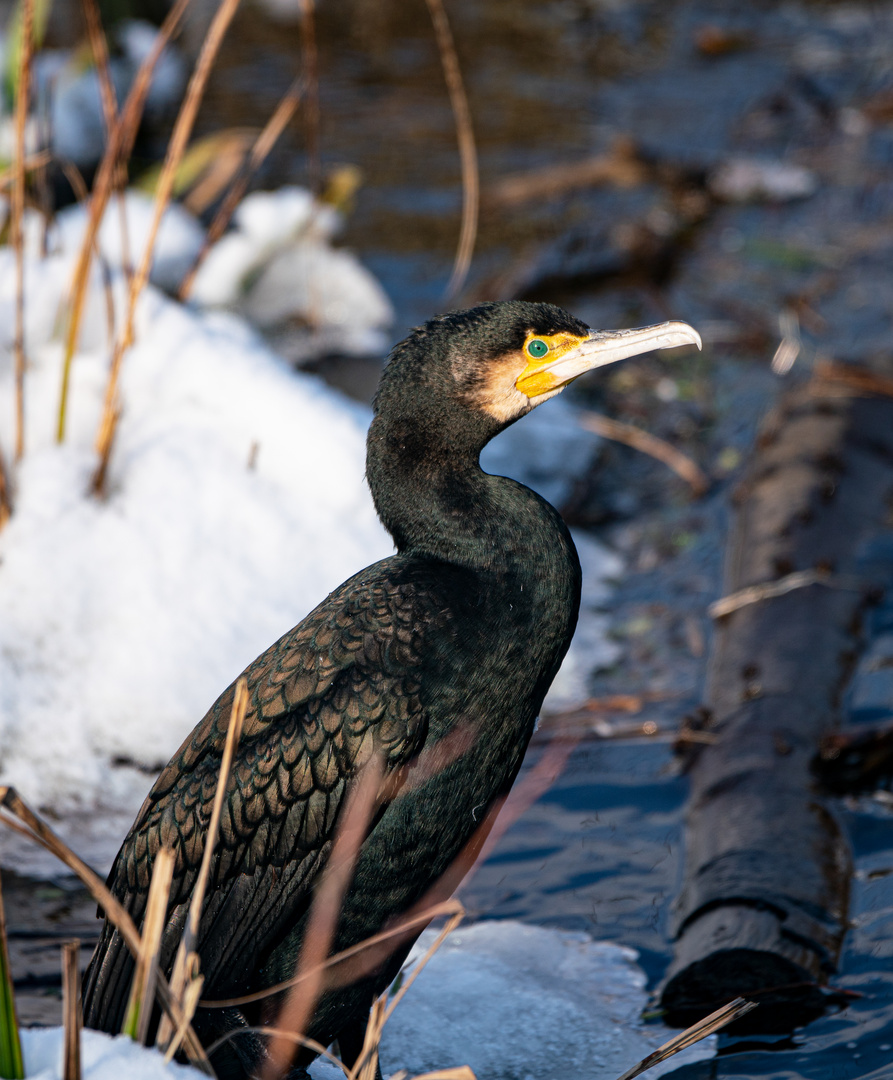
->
486;140;647;209
199;899;465;1008
123;847;175;1044
424;0;478;299
350;909;466;1080
299;0;320;193
613;997;756;1080
92;0;244;493
263;754;386;1080
80;0;118;133
11;0;35;461
0;787;213;1075
578;411;710;497
205;1025;347;1074
178;77;304;301
708;568;863;619
62;940;82;1080
80;0;132;283
158;677;248;1052
57;0;193;444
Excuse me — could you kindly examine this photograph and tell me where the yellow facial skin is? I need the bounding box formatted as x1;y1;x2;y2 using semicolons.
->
515;331;592;399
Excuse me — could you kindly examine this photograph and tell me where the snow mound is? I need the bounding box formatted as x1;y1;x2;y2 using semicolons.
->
189;186;394;363
312;921;714;1080
21;1029;207;1080
53;192;205;294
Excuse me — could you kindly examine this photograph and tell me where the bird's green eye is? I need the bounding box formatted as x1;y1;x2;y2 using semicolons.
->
526;339;549;359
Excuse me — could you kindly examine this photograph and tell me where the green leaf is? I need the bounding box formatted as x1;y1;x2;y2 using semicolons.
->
0;876;24;1080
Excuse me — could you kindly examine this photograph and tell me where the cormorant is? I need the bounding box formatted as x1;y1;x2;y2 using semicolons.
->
82;301;700;1078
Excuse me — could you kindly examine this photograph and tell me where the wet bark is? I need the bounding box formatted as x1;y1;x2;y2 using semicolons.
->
659;376;893;1031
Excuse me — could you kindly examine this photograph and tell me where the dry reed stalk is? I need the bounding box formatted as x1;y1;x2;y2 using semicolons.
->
123;847;175;1044
81;0;118;133
163;963;205;1064
62;940;82;1080
57;160;119;343
80;0;133;280
199;898;465;1009
58;157;119;343
613;997;756;1080
262;754;386;1080
423;0;478;299
206;1025;346;1073
299;0;320;192
11;0;35;462
470;736;577;875
57;0;193;443
0;786;214;1075
92;0;245;494
157;677;248;1052
578;411;710;497
203;911;469;1080
178;76;304;301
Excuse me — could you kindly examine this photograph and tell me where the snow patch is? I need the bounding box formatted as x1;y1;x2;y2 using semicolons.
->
313;921;714;1080
21;1029;208;1080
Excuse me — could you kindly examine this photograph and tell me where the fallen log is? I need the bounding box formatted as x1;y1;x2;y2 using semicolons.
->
659;371;893;1031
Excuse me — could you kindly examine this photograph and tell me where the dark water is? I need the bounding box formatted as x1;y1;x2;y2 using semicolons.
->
18;0;893;1076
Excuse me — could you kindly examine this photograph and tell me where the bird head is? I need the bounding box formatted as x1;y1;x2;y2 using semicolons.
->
374;300;701;439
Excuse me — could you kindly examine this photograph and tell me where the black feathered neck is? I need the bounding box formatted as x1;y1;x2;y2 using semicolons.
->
366;301;588;561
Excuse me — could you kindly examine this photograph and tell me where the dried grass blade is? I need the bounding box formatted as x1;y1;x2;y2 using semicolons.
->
423;0;478;299
158;677;247;1050
351;994;386;1080
262;754;385;1080
578;411;709;497
62;940;82;1080
613;997;756;1080
410;1070;477;1080
199;898;464;1008
0;787;214;1075
80;0;132;280
123;847;175;1043
205;1026;347;1075
80;0;118;133
178;77;304;301
0;872;24;1079
299;0;320;192
57;0;193;443
92;0;245;492
11;0;34;462
382;909;463;1025
162;963;204;1063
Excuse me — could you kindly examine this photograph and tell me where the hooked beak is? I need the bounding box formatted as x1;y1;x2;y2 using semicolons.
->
516;321;702;399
